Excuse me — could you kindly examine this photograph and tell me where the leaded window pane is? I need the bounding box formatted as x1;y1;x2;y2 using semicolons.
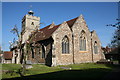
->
94;42;98;54
42;45;45;58
62;36;69;54
67;43;69;53
94;46;98;54
31;48;34;58
65;42;66;53
62;42;64;53
80;31;86;51
84;39;86;51
80;39;82;50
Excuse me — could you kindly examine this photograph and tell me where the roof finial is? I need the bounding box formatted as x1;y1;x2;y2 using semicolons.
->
48;22;55;29
52;21;55;25
80;14;84;19
30;5;32;9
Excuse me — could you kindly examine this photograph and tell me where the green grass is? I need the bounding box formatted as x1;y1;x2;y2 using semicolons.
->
0;63;2;71
25;64;62;75
2;64;21;70
2;64;21;79
58;63;112;69
2;63;114;79
0;63;2;80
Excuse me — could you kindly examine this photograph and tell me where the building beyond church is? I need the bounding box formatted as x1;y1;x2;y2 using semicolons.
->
11;11;105;66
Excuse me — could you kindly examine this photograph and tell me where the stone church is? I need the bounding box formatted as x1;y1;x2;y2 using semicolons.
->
11;10;105;66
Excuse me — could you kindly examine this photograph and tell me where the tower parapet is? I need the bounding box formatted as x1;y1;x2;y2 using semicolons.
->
21;11;40;43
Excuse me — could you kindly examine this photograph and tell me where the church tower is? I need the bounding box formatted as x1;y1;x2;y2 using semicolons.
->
21;10;40;43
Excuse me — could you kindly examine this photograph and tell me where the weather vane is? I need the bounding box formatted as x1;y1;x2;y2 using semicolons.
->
28;5;34;16
29;5;33;10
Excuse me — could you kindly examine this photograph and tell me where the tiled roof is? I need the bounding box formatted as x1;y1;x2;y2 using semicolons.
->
66;17;78;28
3;51;13;60
31;17;78;42
32;24;60;42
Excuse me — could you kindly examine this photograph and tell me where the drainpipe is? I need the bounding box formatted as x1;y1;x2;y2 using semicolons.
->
72;33;75;64
91;35;94;62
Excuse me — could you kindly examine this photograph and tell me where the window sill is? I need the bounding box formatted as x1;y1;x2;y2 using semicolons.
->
79;51;88;53
61;53;71;55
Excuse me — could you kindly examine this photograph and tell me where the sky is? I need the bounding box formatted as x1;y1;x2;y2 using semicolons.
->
1;2;118;51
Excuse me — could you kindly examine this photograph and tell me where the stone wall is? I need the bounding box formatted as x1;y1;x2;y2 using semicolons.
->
22;14;40;43
52;22;73;66
51;15;104;66
18;14;105;66
72;15;93;63
27;38;53;66
91;31;105;62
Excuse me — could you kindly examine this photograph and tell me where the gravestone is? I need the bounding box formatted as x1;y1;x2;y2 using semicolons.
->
25;60;33;69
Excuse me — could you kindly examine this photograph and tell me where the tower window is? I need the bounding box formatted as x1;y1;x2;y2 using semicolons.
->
31;22;34;25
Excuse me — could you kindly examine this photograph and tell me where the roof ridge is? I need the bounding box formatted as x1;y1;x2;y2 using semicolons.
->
32;24;61;42
66;17;78;22
39;24;51;31
30;16;79;42
66;17;78;28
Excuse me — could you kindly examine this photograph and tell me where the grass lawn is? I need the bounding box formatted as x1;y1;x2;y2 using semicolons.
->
2;63;114;80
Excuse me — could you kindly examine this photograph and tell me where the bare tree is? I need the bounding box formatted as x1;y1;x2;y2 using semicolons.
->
0;46;3;63
10;25;20;38
11;25;27;75
10;23;42;76
107;1;120;48
10;25;25;75
106;19;120;48
106;18;120;63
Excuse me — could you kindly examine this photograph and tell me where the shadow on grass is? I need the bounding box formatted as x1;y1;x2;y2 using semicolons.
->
105;64;120;68
102;64;120;80
2;68;112;80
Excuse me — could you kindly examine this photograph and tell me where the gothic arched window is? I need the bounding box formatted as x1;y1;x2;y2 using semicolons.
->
80;30;86;51
31;48;34;58
41;45;45;58
94;41;98;54
62;36;69;54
